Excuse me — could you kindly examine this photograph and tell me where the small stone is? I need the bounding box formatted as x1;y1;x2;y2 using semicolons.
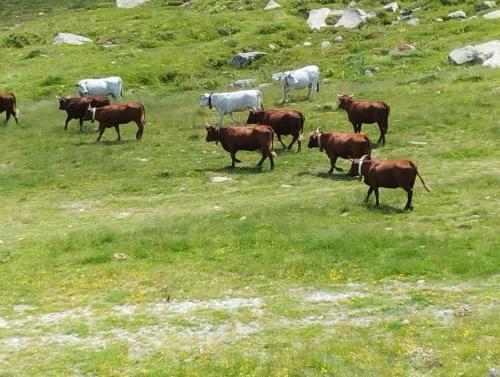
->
436;18;444;22
483;9;500;19
447;10;467;19
269;43;277;50
116;0;149;8
211;176;232;183
52;32;92;46
334;35;343;42
112;253;130;260
383;2;398;12
454;305;472;317
231;79;256;88
240;215;247;221
409;141;427;145
303;41;312;46
281;184;293;188
406;17;420;25
321;40;331;48
231;52;266;68
401;319;410;325
264;0;281;10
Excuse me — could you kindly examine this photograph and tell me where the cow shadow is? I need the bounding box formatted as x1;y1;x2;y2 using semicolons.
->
72;139;136;146
202;165;274;175
298;171;356;181
364;203;407;214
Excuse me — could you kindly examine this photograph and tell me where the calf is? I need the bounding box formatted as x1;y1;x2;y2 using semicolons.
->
205;124;276;170
246;108;305;152
83;102;146;142
272;65;320;104
308;130;371;173
0;92;19;124
58;95;110;131
347;155;431;210
337;94;390;145
200;90;263;125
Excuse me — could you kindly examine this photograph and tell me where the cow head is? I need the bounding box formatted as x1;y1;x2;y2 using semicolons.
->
199;92;214;109
337;94;354;111
347;155;371;180
205;123;220;144
76;81;88;96
246;107;264;124
308;129;323;150
283;72;299;87
57;96;71;110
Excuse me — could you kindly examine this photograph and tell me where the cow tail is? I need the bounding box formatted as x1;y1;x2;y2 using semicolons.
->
12;93;19;116
410;162;431;192
384;103;390;133
269;127;276;157
120;78;123;99
364;135;372;157
298;112;305;141
141;104;146;124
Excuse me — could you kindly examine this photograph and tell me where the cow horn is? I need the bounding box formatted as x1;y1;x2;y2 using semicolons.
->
337;94;342;97
56;96;60;99
205;120;211;128
349;94;354;98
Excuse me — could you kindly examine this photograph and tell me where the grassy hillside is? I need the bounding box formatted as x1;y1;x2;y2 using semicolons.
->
0;0;499;376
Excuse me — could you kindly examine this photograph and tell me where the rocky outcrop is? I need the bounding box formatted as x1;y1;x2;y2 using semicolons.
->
447;10;467;19
307;8;374;30
483;9;500;19
475;1;496;11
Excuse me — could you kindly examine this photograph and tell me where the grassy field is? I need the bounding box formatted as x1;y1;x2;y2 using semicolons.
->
0;0;499;376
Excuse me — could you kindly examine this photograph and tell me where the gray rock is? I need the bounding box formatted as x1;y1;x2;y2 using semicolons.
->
231;52;266;68
268;43;277;50
490;368;500;377
475;1;496;11
307;8;333;31
264;0;281;10
390;43;418;56
447;10;467;19
52;32;92;45
335;9;366;29
483;52;500;68
231;79;256;88
436;17;444;22
406;17;420;25
303;41;312;46
364;67;379;76
116;0;149;8
321;40;331;48
334;35;343;42
383;2;398;12
448;40;500;65
483;9;500;19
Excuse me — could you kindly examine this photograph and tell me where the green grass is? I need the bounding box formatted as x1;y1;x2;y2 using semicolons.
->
0;0;499;375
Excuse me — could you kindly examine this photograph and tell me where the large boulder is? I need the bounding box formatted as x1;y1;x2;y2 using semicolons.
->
52;32;92;45
116;0;149;8
448;40;500;65
307;8;334;31
483;52;500;68
483;9;500;19
264;0;281;10
335;8;375;28
231;52;266;68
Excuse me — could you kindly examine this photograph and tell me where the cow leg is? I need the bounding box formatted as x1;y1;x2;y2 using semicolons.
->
12;111;18;125
276;134;287;149
364;187;374;203
216;112;224;126
328;156;338;174
114;125;121;141
374;187;380;207
96;125;106;141
230;112;240;124
230;153;237;168
307;85;311;99
79;117;84;132
5;112;10;124
404;188;414;211
136;126;144;140
257;151;267;168
287;135;299;151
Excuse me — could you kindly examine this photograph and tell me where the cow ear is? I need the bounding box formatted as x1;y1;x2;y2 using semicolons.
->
349;94;354;98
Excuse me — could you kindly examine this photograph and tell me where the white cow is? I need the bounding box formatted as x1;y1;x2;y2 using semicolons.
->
272;65;320;104
76;76;123;101
199;90;263;125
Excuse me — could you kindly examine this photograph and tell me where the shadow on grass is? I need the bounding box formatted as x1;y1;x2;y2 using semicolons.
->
72;139;137;146
363;202;407;214
298;171;355;181
202;165;274;174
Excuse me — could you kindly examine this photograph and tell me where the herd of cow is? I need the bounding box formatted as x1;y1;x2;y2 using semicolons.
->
0;65;430;210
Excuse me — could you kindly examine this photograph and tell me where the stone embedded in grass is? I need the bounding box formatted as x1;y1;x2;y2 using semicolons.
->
321;40;331;48
483;9;500;19
448;40;500;66
231;52;266;68
409;141;427;145
307;8;334;31
116;0;149;8
407;347;442;369
335;9;374;29
230;79;256;88
52;33;92;46
211;176;232;183
383;2;398;13
406;17;420;25
453;305;472;317
264;0;281;10
303;41;312;46
447;10;467;19
483;52;500;68
476;1;496;11
112;253;130;260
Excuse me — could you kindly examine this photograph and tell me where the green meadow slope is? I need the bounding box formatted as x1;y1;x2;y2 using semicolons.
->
0;0;499;376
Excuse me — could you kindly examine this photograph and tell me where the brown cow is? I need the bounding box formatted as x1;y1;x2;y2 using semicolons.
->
337;94;390;145
347;155;431;210
246;108;305;152
308;130;371;174
205;124;276;169
0;92;19;124
83;102;146;142
58;95;110;131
